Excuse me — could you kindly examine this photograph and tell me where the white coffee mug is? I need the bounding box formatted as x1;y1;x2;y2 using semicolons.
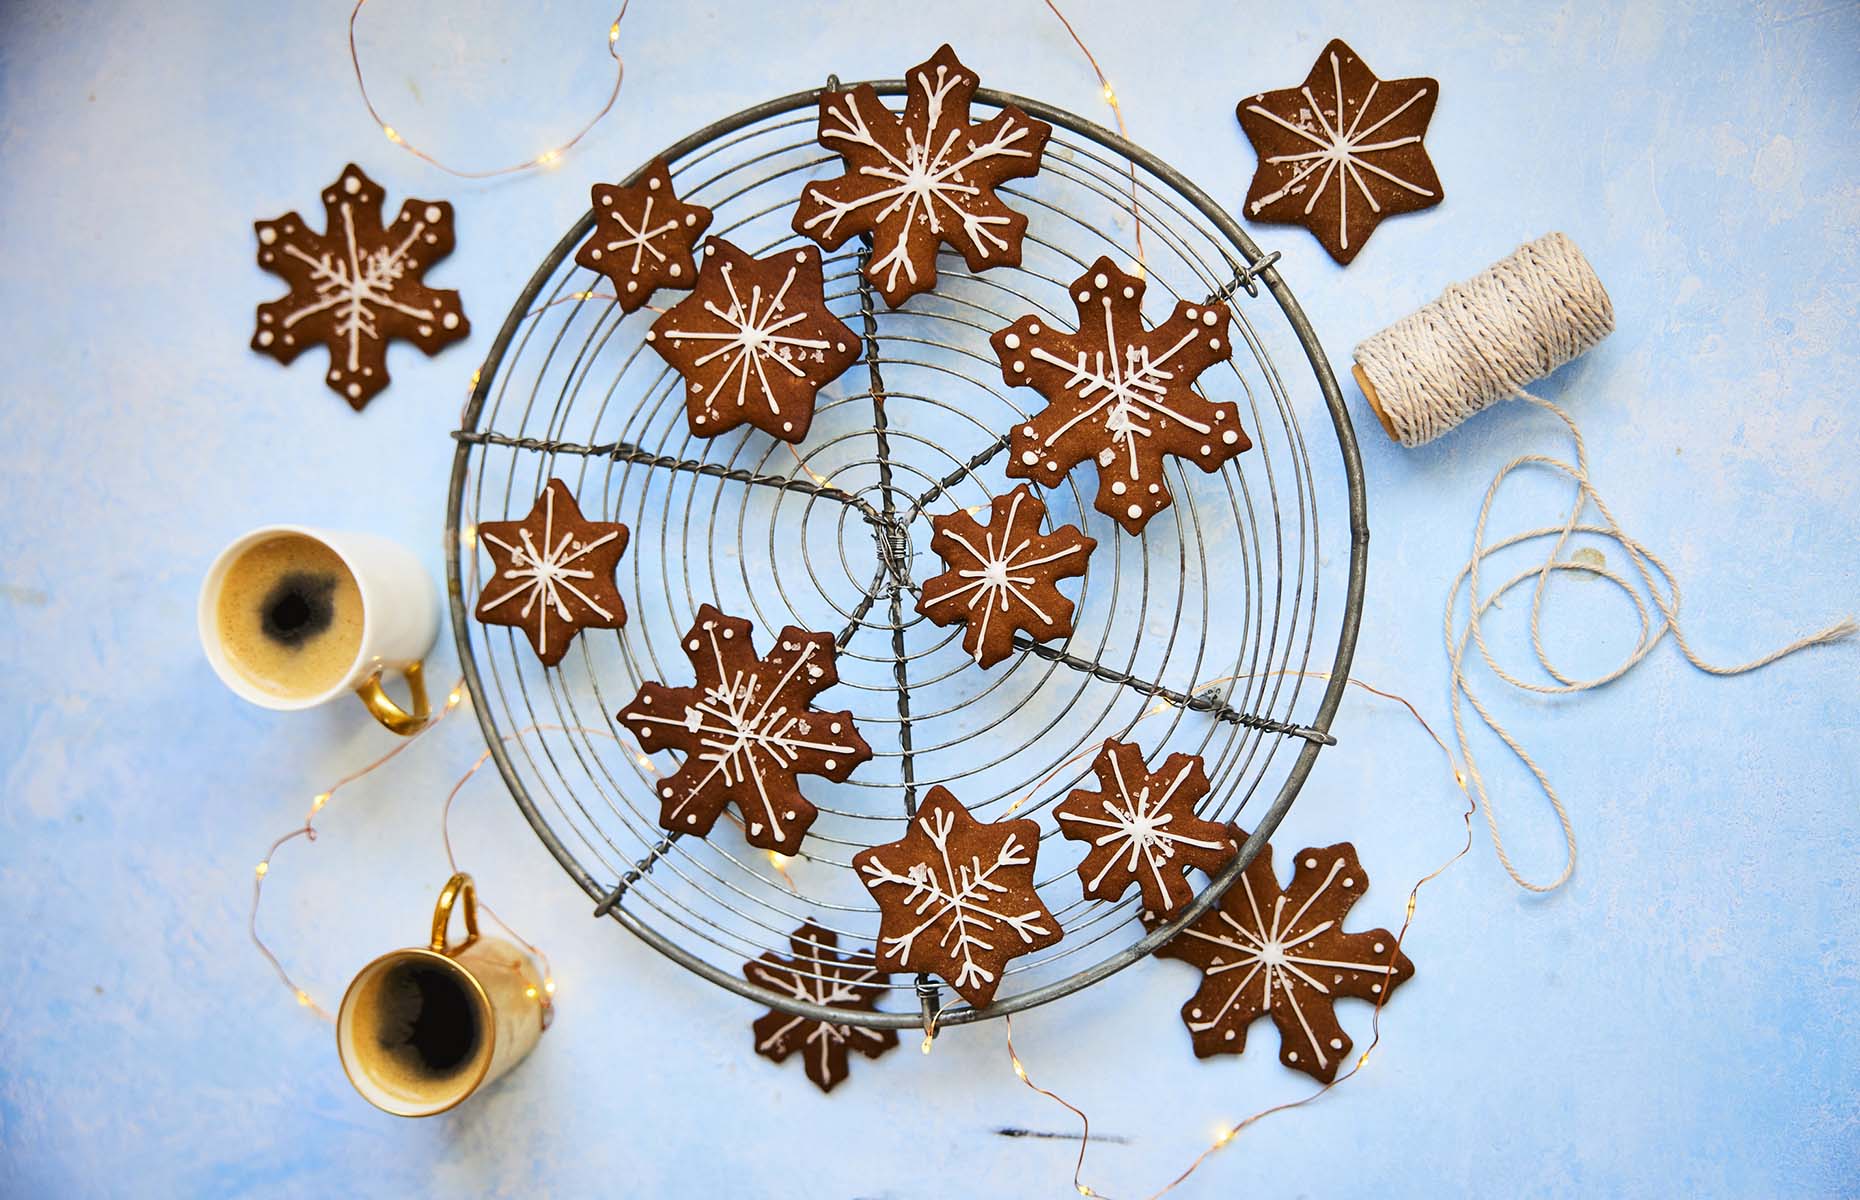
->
198;524;438;735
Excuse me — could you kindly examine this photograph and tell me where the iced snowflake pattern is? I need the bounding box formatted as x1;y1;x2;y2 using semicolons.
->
474;479;630;667
915;484;1096;668
617;606;871;856
992;256;1252;535
1054;740;1235;918
1151;838;1415;1082
252;164;469;409
1237;39;1442;265
794;43;1052;307
744;922;897;1093
647;240;857;443
854;787;1062;1008
573;158;713;313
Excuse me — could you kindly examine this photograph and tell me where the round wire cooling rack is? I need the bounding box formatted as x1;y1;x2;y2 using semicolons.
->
445;78;1367;1032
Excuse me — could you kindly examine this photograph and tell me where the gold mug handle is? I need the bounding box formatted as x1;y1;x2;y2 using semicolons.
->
356;659;431;736
430;873;480;955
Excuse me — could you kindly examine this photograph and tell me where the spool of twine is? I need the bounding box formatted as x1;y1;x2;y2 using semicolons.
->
1353;232;1614;447
1348;233;1854;892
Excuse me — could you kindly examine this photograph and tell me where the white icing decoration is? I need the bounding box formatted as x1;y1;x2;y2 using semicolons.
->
917;489;1089;661
743;929;892;1086
658;255;836;421
1060;752;1229;904
859;797;1053;995
478;485;621;657
596;186;685;282
1222;429;1239;445
1243;50;1435;251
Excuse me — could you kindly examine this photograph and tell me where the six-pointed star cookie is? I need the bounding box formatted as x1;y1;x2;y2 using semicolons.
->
1054;739;1237;918
1237;38;1442;265
854;786;1063;1008
617;606;872;856
474;479;630;667
794;43;1052;307
915;484;1096;667
252;164;470;409
574;158;714;312
646;240;859;442
1151;837;1415;1082
992;256;1252;535
744;922;898;1093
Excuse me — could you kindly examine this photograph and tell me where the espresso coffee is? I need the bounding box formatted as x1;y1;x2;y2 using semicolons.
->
214;533;364;699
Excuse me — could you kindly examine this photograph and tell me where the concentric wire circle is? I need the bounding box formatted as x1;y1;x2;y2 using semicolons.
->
445;81;1367;1030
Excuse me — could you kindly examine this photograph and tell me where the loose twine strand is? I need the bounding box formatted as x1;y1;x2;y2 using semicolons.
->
1357;233;1855;891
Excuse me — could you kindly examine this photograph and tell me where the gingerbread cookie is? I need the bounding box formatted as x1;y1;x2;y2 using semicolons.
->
252;164;469;410
1151;838;1415;1082
744;922;897;1093
855;786;1062;1008
992;256;1251;535
794;43;1052;307
646;240;858;442
474;479;630;667
617;606;871;855
573;158;713;312
1054;740;1236;918
1237;39;1442;265
915;485;1096;668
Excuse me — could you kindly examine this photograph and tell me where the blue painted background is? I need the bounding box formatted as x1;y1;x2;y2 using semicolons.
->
2;1;1856;1195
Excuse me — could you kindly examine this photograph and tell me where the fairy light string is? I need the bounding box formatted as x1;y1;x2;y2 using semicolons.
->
348;0;631;179
995;671;1476;1200
1042;0;1145;270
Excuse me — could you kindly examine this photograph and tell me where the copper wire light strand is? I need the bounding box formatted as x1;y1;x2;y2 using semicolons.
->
1041;0;1146;269
348;0;631;179
1005;1013;1106;1199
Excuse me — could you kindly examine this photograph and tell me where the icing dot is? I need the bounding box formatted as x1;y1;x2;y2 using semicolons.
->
721;627;735;639
260;313;272;324
1304;857;1317;868
1077;290;1091;302
590;248;604;260
1372;983;1383;994
1373;941;1385;953
795;251;807;263
1122;286;1135;299
669;263;682;278
261;252;273;263
418;325;433;337
1111;481;1126;495
1200;445;1213;456
1045;460;1059;472
1209;338;1221;350
648;177;661;190
784;810;797;821
1093;272;1108;288
1330;1038;1344;1050
342;174;361;195
258;226;277;245
1343;877;1355;888
626;281;638;292
686;814;698;825
599;194;612;206
1222;429;1239;445
346;383;361;399
749;823;763;835
705;244;717;256
782;421;793;432
1127;504;1143;520
1003;333;1021;349
257;331;274;346
824;759;837;770
1201;309;1219;327
1147;483;1160;494
1287;1051;1298;1062
1028;323;1040;334
1023;426;1036;437
423;234;437;244
1224;1029;1236;1041
1190;1007;1202;1019
1021;450;1040;465
685;213;697;226
1185;307;1199;321
1011;360;1025;373
424;205;442;222
687;638;699;650
660;787;672;798
836;342;847;352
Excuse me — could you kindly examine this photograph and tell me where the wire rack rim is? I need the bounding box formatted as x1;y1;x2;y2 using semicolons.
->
443;77;1369;1030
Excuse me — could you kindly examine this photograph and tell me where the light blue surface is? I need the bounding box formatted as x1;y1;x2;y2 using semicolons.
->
2;1;1856;1196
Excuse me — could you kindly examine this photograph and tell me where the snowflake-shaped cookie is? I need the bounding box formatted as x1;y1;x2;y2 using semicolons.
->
573;158;713;312
991;256;1252;536
1151;838;1415;1082
744;922;898;1093
617;606;872;855
915;484;1096;668
646;240;858;443
794;43;1052;307
1054;739;1236;918
854;786;1063;1008
1237;39;1442;265
252;164;469;409
474;479;630;667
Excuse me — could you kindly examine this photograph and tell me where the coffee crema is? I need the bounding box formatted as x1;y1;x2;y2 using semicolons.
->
215;533;364;699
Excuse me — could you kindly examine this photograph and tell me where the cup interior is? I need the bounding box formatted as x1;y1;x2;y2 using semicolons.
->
336;949;495;1117
199;526;370;710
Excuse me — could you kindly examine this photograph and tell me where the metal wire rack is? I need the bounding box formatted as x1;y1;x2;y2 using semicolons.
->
445;78;1367;1032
